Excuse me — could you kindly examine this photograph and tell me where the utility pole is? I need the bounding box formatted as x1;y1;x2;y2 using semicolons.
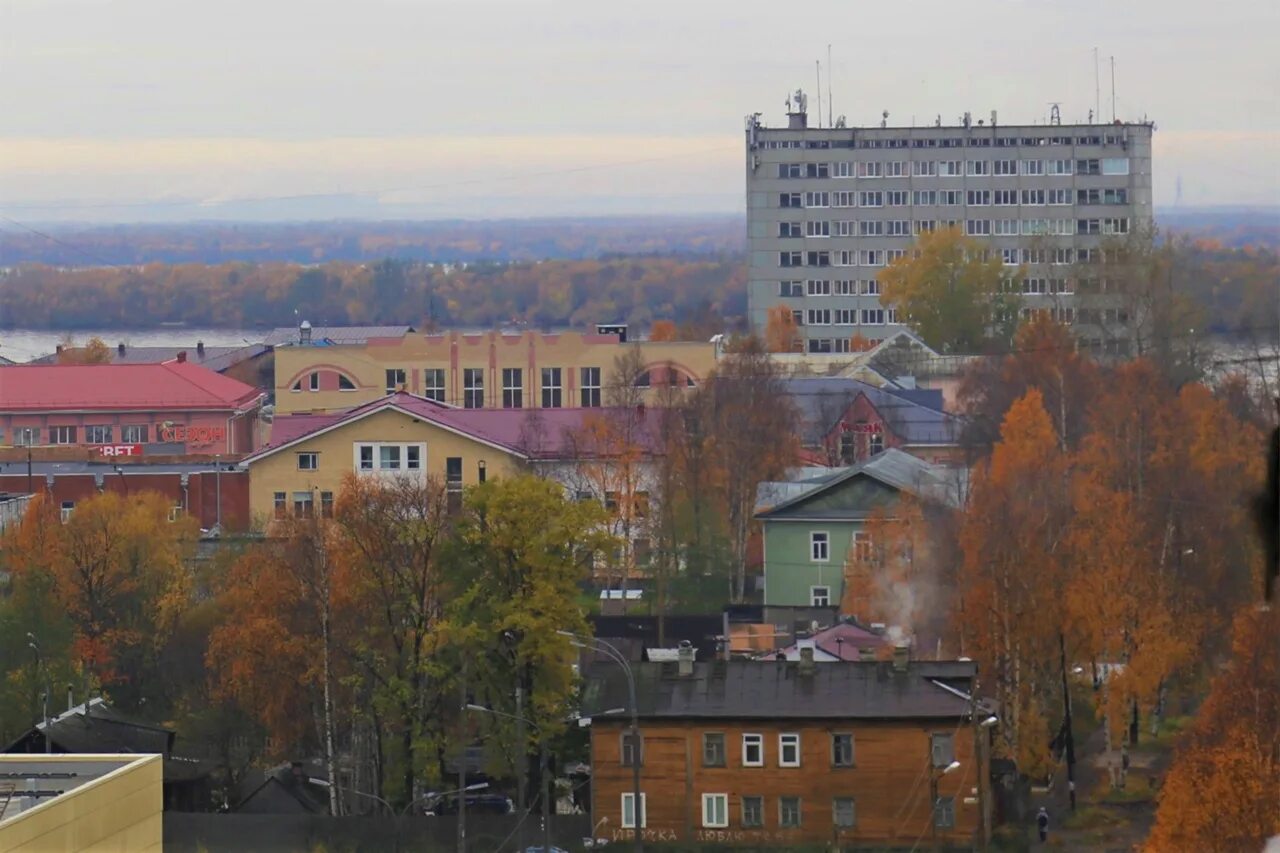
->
457;662;467;853
1059;633;1077;810
515;686;526;853
541;739;552;853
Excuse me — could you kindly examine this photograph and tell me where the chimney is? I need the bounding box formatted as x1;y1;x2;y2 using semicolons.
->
677;640;694;677
300;320;313;345
892;644;910;673
798;645;815;676
55;344;64;355
858;646;876;662
196;341;205;357
176;351;187;363
117;342;126;356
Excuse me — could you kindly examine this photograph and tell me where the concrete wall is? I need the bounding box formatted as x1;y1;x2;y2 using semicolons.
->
0;754;162;853
273;331;719;414
745;118;1155;351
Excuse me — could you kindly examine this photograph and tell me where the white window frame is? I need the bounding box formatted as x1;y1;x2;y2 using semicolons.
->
85;425;113;444
621;792;646;829
297;452;319;471
49;425;76;445
779;733;801;767
463;368;485;408
810;531;830;562
424;368;446;403
834;797;857;828
742;733;764;767
354;442;425;473
810;585;831;607
701;793;729;828
580;367;601;408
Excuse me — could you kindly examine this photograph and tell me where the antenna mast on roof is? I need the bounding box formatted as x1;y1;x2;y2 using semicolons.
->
827;44;833;128
1110;55;1117;121
815;60;823;128
1093;47;1101;124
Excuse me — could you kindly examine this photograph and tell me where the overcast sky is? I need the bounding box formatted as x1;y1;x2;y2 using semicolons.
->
1;0;1277;221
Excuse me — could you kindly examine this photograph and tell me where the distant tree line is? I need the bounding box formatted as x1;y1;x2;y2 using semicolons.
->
0;217;745;267
0;256;746;333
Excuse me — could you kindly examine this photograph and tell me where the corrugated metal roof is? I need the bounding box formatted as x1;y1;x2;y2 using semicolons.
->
251;391;664;462
783;376;960;446
583;660;976;720
0;362;264;412
755;449;963;516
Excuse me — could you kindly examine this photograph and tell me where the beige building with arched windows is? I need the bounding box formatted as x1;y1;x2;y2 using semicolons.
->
273;327;719;415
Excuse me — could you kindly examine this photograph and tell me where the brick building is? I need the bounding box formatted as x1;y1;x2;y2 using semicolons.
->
0;358;265;456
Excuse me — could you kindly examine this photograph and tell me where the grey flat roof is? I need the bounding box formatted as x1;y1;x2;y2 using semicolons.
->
0;757;134;824
583;659;976;720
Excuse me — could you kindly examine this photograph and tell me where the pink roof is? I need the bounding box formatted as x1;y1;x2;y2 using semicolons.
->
781;623;887;661
254;392;665;461
0;362;264;412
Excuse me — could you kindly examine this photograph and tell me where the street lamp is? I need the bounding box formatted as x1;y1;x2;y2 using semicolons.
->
930;760;961;850
558;631;642;853
405;781;490;817
464;703;554;853
306;778;393;816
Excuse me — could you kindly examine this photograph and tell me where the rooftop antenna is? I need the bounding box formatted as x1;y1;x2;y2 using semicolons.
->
827;44;833;128
881;110;889;129
1049;103;1062;126
1093;47;1101;124
1110;55;1117;121
815;60;823;129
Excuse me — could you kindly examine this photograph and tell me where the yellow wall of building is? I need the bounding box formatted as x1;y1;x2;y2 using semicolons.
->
0;755;162;853
274;331;719;414
247;408;524;522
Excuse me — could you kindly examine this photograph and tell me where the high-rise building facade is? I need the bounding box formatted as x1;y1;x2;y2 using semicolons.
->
745;94;1154;354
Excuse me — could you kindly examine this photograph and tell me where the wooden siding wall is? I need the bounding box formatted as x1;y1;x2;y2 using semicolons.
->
591;719;980;848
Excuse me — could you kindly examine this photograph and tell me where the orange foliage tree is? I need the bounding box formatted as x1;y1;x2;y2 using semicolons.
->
764;304;801;353
957;389;1070;777
1145;606;1280;852
3;491;196;697
648;320;677;342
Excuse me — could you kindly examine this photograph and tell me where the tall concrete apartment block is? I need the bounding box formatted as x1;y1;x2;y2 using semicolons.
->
745;94;1154;354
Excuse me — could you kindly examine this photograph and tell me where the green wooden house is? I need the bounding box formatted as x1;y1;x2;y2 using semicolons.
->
754;449;961;609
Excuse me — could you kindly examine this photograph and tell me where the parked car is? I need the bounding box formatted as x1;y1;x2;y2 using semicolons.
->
427;793;514;815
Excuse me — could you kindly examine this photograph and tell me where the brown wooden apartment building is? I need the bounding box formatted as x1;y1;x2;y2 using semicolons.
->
584;650;991;849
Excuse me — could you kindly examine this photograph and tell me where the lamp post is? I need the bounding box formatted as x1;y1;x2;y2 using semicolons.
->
306;778;393;816
929;760;960;851
559;631;642;853
463;703;552;853
403;781;489;817
26;634;49;753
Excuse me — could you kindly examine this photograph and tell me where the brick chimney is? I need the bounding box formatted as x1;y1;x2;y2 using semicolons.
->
176;351;187;363
677;640;694;677
196;341;205;357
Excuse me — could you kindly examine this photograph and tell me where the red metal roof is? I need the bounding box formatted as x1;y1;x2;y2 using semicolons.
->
0;362;264;412
254;392;664;461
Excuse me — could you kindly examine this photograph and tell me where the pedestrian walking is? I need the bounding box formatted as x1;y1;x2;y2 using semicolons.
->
1036;806;1050;843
